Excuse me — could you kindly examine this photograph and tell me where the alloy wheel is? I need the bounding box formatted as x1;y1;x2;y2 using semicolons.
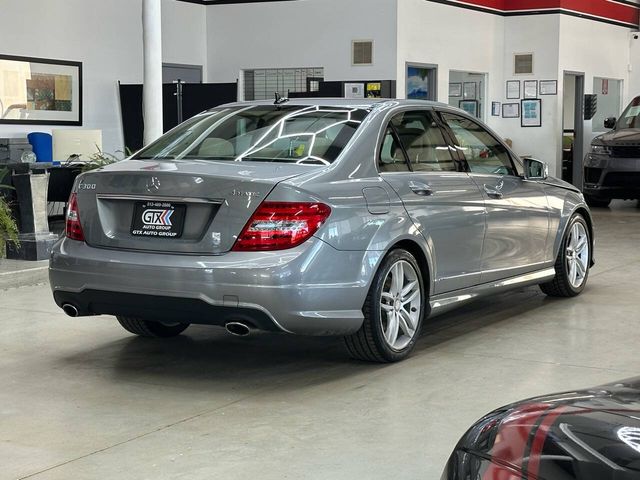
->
379;260;421;351
565;222;589;289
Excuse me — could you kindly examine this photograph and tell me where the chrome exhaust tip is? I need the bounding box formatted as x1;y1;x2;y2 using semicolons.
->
62;303;79;317
225;321;251;337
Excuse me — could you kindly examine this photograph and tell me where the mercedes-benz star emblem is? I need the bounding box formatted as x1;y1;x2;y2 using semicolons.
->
146;176;161;193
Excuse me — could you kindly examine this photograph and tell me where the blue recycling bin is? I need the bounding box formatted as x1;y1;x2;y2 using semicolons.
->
27;132;53;162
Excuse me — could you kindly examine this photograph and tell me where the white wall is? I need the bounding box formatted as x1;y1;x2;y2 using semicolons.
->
496;16;561;171
205;0;397;85
0;0;207;155
396;0;504;129
162;0;207;74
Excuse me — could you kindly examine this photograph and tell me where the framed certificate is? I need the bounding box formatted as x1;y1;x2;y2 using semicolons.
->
502;102;520;118
506;80;520;100
521;99;542;127
539;80;558;95
523;80;538;99
449;83;462;97
463;82;477;100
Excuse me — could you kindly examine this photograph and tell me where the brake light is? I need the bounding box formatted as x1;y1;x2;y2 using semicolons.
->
232;201;331;251
66;192;85;241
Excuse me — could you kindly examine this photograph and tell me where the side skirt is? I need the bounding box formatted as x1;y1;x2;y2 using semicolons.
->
428;268;556;318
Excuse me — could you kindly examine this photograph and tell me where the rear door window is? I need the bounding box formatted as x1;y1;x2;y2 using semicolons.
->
378;110;457;173
440;113;516;176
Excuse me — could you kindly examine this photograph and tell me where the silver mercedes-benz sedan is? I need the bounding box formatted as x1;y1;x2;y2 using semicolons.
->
49;99;594;362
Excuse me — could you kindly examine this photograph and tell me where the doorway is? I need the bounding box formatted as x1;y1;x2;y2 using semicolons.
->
562;72;585;187
448;70;487;120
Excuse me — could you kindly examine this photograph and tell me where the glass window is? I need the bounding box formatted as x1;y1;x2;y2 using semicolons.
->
617;96;640;130
134;105;369;165
378;111;456;173
441;113;515;176
379;127;409;172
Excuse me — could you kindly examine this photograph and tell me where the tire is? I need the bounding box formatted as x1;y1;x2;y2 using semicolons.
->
540;214;591;297
116;316;189;338
344;249;426;363
584;194;611;208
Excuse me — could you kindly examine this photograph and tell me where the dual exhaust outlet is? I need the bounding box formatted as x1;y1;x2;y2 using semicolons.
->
62;303;252;337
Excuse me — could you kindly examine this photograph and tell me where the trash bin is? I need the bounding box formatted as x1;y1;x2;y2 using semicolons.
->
27;132;53;163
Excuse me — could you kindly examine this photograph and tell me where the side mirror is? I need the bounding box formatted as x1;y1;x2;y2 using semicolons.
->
523;157;548;180
604;117;617;129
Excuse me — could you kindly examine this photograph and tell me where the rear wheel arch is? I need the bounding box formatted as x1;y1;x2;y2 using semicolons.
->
387;239;432;297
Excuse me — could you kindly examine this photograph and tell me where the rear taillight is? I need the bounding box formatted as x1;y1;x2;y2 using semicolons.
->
232;201;331;251
66;192;85;241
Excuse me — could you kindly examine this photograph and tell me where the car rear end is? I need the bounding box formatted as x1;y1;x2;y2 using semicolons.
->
49;102;377;336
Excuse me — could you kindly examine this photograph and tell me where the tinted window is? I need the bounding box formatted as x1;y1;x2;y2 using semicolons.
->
441;113;515;176
379;111;456;173
134;105;369;165
617;96;640;130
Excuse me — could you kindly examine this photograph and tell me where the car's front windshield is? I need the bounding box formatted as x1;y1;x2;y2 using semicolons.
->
134;105;370;164
616;96;640;130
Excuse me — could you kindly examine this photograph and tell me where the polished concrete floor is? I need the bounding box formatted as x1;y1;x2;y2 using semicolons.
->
2;201;640;480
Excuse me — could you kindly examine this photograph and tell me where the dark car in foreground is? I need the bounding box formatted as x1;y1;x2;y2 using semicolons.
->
443;378;640;479
584;95;640;207
50;99;594;362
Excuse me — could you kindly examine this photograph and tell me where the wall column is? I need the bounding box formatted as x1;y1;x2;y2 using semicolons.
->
142;0;163;145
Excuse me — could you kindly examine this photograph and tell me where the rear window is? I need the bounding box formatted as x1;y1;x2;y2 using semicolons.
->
134;105;370;165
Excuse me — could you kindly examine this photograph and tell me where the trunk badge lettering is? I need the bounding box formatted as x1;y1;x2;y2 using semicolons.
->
77;183;96;190
231;189;261;197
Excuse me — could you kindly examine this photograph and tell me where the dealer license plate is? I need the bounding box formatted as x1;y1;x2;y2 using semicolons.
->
130;201;186;238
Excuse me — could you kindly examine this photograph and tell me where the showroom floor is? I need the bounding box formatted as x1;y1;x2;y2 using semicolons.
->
2;201;640;480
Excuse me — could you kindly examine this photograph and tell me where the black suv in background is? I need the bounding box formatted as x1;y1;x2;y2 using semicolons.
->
584;96;640;207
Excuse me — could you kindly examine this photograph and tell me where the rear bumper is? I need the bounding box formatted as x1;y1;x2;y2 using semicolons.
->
49;237;382;336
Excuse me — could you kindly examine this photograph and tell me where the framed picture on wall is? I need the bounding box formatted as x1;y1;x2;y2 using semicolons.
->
491;101;501;117
506;80;520;99
407;64;435;100
502;102;520;118
0;54;82;125
521;98;542;127
463;82;477;100
539;80;558;95
344;82;365;99
459;99;479;117
523;80;538;99
449;83;462;97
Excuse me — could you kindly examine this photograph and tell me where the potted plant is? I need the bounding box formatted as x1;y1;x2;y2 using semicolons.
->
0;167;19;258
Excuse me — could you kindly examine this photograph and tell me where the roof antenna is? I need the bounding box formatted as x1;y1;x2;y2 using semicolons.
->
274;92;289;105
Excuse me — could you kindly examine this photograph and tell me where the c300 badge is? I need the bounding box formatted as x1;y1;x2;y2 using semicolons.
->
231;189;261;197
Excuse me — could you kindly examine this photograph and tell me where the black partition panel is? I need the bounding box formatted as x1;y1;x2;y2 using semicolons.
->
119;82;237;153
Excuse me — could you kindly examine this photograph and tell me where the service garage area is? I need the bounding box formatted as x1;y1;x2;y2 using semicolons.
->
2;1;640;479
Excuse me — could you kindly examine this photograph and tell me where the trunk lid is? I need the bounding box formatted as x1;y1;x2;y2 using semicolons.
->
75;159;309;254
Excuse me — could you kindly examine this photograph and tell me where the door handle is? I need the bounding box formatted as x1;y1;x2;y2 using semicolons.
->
483;184;503;199
409;181;433;196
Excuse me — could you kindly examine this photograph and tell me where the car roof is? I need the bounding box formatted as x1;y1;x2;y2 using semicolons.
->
215;98;449;110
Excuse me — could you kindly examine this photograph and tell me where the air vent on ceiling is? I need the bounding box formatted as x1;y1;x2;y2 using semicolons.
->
514;53;534;75
352;40;373;66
